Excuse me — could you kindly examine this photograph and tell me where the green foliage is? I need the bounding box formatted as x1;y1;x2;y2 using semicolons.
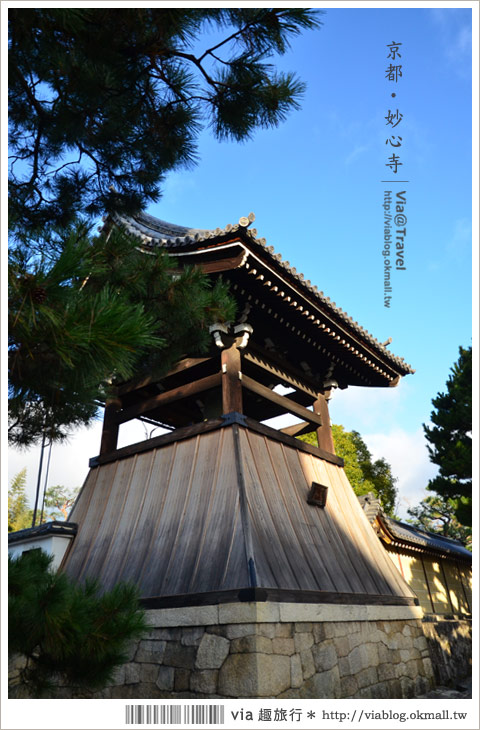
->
407;495;471;550
9;550;147;696
9;8;320;445
43;485;80;520
8;469;33;532
9;8;322;234
9;224;236;446
423;346;472;526
300;425;398;515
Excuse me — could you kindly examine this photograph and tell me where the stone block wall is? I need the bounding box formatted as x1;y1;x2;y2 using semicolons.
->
421;618;472;686
9;602;438;699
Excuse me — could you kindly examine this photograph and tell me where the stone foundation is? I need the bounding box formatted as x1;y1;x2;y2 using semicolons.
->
10;602;440;699
421;617;472;686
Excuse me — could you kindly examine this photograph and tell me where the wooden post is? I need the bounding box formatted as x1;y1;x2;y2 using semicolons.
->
221;343;243;414
100;396;122;455
313;393;335;454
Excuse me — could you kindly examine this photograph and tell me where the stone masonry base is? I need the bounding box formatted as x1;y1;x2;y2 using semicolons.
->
9;602;447;699
421;617;472;687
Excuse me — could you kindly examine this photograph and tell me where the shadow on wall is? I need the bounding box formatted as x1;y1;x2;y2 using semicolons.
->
422;618;472;686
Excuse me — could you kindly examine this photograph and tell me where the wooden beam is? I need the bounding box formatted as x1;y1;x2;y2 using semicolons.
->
140;587;419;609
314;394;336;454
90;412;345;469
117;357;213;395
222;344;243;414
241;374;323;427
198;251;248;274
163;356;214;380
247;341;322;393
243;351;317;398
280;422;315;437
100;396;122;455
117;372;222;424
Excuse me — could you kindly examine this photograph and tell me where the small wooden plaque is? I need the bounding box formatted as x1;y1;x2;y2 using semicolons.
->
307;481;328;508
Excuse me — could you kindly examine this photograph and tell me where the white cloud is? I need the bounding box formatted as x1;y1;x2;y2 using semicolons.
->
328;381;409;434
322;383;437;518
446;217;472;255
8;396;434;523
362;428;438;520
430;9;472;78
345;145;369;166
161;171;197;207
8;419;152;508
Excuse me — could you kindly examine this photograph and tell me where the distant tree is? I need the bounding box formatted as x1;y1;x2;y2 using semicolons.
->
407;495;471;550
9;8;322;235
8;550;147;697
43;485;80;520
300;425;398;515
423;346;472;526
8;469;33;532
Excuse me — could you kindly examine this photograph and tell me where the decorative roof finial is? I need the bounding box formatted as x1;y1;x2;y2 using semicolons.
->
239;212;255;227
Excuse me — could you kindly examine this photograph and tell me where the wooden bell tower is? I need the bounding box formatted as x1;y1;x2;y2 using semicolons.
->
62;212;417;611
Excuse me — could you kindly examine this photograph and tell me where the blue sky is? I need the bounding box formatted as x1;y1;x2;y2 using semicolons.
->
8;5;475;519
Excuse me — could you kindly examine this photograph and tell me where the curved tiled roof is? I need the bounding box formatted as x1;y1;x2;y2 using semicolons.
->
8;521;78;543
358;494;471;561
111;211;415;375
383;517;472;560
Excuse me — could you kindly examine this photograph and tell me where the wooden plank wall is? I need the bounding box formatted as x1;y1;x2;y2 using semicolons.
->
63;429;250;597
63;426;417;602
391;552;471;616
390;552;433;614
238;429;415;599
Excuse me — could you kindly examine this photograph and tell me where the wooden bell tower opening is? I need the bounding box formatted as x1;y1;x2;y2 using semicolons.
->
98;324;337;464
62;212;417;611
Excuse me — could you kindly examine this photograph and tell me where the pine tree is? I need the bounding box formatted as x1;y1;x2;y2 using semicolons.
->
423;346;472;526
43;485;80;521
9;224;236;446
8;469;33;532
9;550;147;697
300;425;398;515
407;495;471;550
9;8;322;446
9;8;322;235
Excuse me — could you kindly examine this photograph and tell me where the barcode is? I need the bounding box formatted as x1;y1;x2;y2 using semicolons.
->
125;705;225;725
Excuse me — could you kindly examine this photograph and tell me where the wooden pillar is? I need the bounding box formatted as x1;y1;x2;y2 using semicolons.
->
100;396;122;455
313;393;335;454
221;343;243;415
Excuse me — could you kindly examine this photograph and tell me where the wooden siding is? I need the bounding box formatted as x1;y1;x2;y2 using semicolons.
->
65;429;249;597
384;549;472;617
63;426;415;603
390;553;433;614
443;562;470;615
457;563;472;610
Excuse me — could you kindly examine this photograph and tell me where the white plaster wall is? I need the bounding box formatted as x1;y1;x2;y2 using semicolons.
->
9;534;73;571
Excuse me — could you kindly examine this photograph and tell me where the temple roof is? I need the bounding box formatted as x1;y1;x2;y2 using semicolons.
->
358;493;471;562
111;210;414;379
381;517;472;560
8;520;78;543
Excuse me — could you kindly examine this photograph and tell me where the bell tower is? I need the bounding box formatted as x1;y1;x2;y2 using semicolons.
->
63;211;416;611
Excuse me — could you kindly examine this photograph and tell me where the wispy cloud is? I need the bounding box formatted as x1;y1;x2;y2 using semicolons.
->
429;9;472;78
8;419;150;507
345;144;369;166
363;428;438;519
329;381;410;433
446;217;472;254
